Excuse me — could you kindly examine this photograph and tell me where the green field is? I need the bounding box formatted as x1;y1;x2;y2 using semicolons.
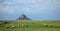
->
0;20;60;31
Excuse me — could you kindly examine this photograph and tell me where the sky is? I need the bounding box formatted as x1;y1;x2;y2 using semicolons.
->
0;0;60;20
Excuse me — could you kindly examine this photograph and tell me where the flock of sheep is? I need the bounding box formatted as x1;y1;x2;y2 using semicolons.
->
5;24;29;29
0;23;53;29
43;24;53;27
0;21;53;29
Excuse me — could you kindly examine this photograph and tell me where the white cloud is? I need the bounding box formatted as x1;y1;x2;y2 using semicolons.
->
4;1;13;4
0;4;18;14
38;0;41;1
24;7;31;13
24;7;30;11
31;0;36;3
31;5;40;8
0;0;60;14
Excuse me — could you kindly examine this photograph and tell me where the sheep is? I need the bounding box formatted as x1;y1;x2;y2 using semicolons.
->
5;25;15;29
4;22;8;24
49;24;53;27
0;24;2;25
21;24;29;27
43;24;48;27
6;26;10;29
0;24;5;27
25;24;29;27
0;22;4;25
21;24;25;27
11;26;15;28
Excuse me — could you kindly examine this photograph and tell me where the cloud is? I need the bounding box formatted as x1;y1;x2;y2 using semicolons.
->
0;0;60;20
0;5;16;14
0;0;5;4
24;7;30;10
0;0;19;14
31;0;37;3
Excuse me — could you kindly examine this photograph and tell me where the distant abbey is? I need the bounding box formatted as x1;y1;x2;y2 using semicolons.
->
17;14;31;20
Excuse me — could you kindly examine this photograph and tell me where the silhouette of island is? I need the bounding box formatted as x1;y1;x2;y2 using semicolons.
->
17;14;31;20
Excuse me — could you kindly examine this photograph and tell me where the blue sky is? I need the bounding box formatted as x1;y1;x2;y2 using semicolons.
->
0;0;60;20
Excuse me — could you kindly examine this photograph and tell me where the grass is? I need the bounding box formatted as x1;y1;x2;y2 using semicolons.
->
0;20;60;31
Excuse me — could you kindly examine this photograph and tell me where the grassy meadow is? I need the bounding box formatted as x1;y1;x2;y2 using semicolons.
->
0;20;60;31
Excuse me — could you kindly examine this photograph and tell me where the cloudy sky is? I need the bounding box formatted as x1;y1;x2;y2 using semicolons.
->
0;0;60;20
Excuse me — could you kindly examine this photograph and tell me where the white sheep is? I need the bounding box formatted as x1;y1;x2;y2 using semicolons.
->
21;24;24;27
11;26;15;28
49;24;53;27
21;24;28;27
6;26;9;28
43;24;48;27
